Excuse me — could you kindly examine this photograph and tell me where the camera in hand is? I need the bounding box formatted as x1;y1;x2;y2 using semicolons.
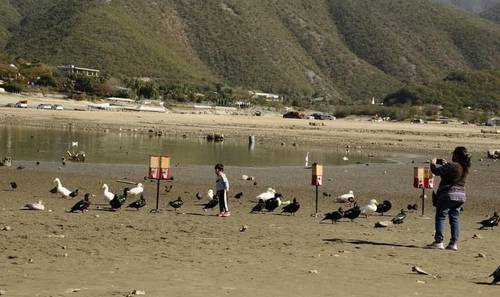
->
436;159;444;165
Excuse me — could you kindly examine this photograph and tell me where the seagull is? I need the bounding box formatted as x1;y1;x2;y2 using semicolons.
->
127;183;144;196
110;188;129;209
343;204;361;222
169;197;183;211
264;194;282;212
102;184;115;202
127;195;146;210
10;182;17;191
203;198;218;211
360;199;378;217
52;178;78;198
234;192;243;199
376;200;392;216
281;198;300;216
250;200;265;213
337;190;354;203
391;209;407;224
479;212;499;230
195;192;202;200
321;207;344;223
256;188;276;202
24;200;45;211
70;193;93;213
490;265;500;285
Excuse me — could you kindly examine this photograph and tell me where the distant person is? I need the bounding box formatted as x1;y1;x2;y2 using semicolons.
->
215;163;230;217
427;146;471;251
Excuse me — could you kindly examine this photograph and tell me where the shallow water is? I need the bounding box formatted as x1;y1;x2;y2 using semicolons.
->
0;125;389;166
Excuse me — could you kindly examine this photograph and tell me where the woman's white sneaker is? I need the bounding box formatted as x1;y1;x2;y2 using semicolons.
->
446;243;458;251
426;242;445;250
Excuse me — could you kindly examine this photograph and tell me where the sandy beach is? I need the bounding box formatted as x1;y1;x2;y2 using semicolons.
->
1;93;499;297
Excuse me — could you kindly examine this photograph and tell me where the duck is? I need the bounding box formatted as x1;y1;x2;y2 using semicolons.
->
321;207;344;224
391;209;407;224
127;183;144;196
281;198;300;216
343;204;361;222
127;195;146;210
169;197;183;211
102;184;115;202
490;265;500;285
360;199;378;217
10;181;17;191
52;178;78;198
337;190;354;203
234;192;244;199
257;188;277;202
250;200;265;213
376;200;392;216
407;204;418;211
24;200;45;211
195;192;202;200
110;187;129;209
264;194;282;212
203;198;218;211
479;212;499;230
70;193;93;213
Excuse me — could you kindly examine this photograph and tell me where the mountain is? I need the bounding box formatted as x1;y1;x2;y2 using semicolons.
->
436;0;500;13
1;0;500;102
480;3;500;23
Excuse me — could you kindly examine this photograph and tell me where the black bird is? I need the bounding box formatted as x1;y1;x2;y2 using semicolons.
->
253;181;257;186
70;193;92;213
343;204;361;222
490;265;500;285
62;161;66;166
69;189;79;198
165;185;173;193
321;207;344;224
376;200;392;216
392;209;407;224
17;166;24;170
264;196;281;212
234;192;243;199
169;197;183;211
10;182;17;191
195;192;202;200
49;186;58;194
127;195;146;210
407;204;418;211
250;200;265;213
322;192;332;198
36;161;40;166
479;212;499;230
281;198;300;215
203;198;218;211
110;187;129;209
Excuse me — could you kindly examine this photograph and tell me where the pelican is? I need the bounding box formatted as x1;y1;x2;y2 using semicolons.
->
24;200;45;211
102;184;115;202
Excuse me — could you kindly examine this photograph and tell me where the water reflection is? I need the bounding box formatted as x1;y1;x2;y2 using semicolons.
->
0;126;386;166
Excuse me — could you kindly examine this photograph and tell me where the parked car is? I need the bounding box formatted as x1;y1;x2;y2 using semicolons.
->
52;104;64;110
283;111;305;119
14;100;28;108
37;104;53;110
310;113;336;120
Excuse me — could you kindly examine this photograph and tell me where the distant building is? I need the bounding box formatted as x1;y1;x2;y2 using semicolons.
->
57;65;100;77
249;91;282;102
486;117;500;126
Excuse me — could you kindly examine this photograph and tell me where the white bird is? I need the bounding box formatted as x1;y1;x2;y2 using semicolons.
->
241;175;249;180
305;152;310;168
256;188;276;202
337;190;355;203
127;183;144;196
53;178;77;198
102;184;115;202
360;199;378;217
342;156;349;161
207;189;214;200
71;141;78;147
24;200;45;211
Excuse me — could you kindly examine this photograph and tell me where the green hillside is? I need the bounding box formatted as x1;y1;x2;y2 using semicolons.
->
480;3;500;23
1;0;500;103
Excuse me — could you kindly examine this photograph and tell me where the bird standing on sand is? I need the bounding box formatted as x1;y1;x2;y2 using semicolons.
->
102;184;115;202
127;195;146;210
343;204;361;222
490;266;500;285
110;188;129;209
250;200;265;213
195;192;202;200
407;204;418;211
256;188;277;202
203;198;218;211
24;200;45;211
392;209;407;224
337;191;354;203
321;207;344;223
281;198;300;215
10;182;17;191
264;194;282;212
51;178;78;198
127;183;144;197
360;199;378;217
70;193;93;213
165;185;173;193
169;197;184;211
376;200;392;216
234;192;244;199
479;212;499;230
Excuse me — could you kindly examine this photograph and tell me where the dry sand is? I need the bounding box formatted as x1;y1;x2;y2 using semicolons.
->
1;93;500;297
